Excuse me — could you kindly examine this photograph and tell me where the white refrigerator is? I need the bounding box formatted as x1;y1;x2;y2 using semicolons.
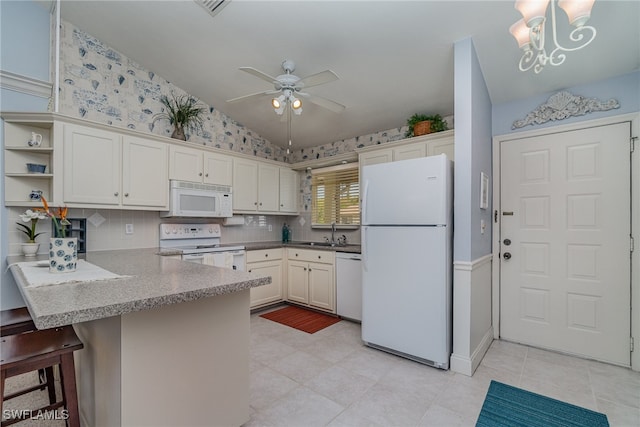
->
361;154;453;369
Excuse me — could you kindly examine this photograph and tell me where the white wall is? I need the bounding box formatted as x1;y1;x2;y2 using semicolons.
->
1;0;52;309
450;38;494;376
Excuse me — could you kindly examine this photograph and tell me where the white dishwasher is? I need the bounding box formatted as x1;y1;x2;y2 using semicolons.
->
336;252;362;322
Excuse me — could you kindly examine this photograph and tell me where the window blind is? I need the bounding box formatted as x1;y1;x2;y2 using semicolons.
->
311;163;360;226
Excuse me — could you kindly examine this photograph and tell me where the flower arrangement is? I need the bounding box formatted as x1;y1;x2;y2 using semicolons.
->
16;210;47;243
40;196;70;238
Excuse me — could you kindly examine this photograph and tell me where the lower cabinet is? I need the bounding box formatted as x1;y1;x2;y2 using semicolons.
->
247;248;284;309
286;249;335;313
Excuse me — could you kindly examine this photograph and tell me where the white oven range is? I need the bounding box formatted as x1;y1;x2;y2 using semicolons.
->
159;223;245;271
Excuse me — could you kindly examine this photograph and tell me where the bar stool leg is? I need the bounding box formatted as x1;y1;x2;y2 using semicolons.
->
59;353;80;427
44;366;56;404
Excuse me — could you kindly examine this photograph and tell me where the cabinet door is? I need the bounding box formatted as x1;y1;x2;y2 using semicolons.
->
279;168;298;213
287;260;309;304
308;262;335;312
232;158;258;211
122;136;169;208
204;152;233;186
63;124;120;205
258;164;279;212
427;137;455;161
393;142;427;161
359;149;393;167
169;145;203;182
248;260;283;308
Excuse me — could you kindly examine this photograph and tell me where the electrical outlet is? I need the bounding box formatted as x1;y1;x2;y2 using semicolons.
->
268;225;272;232
125;224;134;234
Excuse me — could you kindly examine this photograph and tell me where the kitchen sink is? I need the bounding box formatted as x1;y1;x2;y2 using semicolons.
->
297;242;338;247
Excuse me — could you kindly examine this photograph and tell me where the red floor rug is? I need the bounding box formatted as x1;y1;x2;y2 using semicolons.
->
260;305;341;334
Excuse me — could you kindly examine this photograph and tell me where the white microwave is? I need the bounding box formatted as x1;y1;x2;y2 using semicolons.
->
161;180;233;218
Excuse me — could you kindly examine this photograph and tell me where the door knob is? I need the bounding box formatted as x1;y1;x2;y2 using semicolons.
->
503;252;512;260
503;238;511;246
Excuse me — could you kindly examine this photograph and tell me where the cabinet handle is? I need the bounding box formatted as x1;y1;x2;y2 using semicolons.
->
254;202;258;206
259;202;263;206
199;172;203;176
265;254;268;257
295;253;298;257
303;267;307;271
248;270;252;273
114;192;119;197
124;193;129;197
318;255;321;259
280;204;284;207
205;173;209;177
308;268;312;272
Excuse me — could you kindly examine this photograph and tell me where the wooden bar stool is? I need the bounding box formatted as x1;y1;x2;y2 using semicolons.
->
0;308;53;404
1;326;83;427
0;308;36;337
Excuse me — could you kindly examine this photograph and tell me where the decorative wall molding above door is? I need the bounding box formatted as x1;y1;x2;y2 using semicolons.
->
512;90;619;129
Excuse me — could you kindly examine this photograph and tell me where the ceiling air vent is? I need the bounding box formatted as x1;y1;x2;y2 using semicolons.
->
195;0;230;18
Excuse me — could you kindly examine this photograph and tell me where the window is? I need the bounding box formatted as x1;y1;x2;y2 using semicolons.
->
311;163;360;227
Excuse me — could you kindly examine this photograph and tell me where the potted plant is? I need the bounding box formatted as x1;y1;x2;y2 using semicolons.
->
154;93;207;141
16;209;47;257
405;113;449;138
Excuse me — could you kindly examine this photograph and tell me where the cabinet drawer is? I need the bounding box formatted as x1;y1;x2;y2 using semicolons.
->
287;248;335;264
246;248;283;263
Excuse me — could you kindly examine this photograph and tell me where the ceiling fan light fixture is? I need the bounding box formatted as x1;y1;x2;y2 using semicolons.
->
291;96;302;110
509;19;532;49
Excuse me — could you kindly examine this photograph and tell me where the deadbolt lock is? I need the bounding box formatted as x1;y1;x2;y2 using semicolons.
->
503;238;511;246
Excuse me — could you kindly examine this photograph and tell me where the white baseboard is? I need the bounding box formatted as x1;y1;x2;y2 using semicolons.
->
451;254;493;376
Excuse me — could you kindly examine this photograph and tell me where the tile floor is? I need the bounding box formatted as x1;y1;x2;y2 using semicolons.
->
246;308;640;427
2;310;639;426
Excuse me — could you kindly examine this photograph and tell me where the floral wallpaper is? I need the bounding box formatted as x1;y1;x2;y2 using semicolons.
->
57;20;446;166
58;21;288;162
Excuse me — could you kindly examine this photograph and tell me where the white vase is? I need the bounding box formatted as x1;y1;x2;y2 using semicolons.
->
21;242;40;257
49;237;77;273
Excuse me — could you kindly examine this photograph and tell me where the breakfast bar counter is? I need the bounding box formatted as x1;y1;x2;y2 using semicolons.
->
7;248;271;427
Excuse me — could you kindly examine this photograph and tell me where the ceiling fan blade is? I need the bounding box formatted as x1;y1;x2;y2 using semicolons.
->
239;67;279;84
298;70;339;88
298;92;346;113
226;90;279;103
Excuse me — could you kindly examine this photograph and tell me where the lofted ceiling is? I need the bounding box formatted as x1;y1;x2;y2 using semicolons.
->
57;0;639;150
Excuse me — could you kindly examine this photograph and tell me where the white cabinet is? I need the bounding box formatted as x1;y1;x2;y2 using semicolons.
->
247;248;284;308
278;167;298;213
169;145;233;186
232;158;280;213
3;117;59;207
122;136;169;208
64;124;121;205
359;149;393;168
358;131;454;177
286;249;335;313
63;124;168;209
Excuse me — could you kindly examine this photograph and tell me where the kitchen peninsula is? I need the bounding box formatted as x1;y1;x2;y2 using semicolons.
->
8;248;270;426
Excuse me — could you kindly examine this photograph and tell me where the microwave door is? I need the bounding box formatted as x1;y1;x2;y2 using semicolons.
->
179;191;217;216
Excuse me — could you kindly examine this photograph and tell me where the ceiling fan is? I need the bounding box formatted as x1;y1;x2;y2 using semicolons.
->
226;59;346;115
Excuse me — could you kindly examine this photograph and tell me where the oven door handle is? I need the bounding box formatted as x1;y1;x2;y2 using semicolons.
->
183;254;205;261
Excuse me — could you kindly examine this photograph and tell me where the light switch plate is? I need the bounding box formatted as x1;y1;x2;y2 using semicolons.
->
125;224;134;234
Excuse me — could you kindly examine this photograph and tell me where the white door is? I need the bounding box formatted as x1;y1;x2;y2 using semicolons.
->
500;122;631;365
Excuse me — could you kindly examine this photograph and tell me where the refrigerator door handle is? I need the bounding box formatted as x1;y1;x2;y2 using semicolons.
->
361;226;368;272
362;179;370;225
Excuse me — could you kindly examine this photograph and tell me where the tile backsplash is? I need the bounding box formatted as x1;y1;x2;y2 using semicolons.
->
7;207;292;256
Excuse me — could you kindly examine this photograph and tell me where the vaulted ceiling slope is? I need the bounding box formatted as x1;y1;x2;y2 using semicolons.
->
59;0;640;149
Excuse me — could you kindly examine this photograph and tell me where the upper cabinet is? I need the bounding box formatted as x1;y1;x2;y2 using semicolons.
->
358;130;454;177
169;145;233;186
3;116;60;207
63;123;168;209
232;158;279;212
278;167;298;213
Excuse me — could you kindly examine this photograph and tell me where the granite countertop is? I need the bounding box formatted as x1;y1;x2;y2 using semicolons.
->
7;248;270;329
